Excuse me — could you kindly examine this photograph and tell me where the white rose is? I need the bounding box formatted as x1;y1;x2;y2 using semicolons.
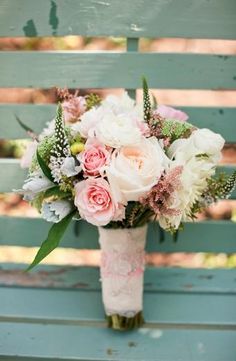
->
168;128;225;164
102;92;136;115
72;106;104;138
106;137;168;203
20;140;38;169
95;112;142;148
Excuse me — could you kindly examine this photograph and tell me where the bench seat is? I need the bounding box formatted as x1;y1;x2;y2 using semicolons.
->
0;264;235;360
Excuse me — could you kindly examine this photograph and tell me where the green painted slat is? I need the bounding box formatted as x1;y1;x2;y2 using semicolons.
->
0;52;236;89
179;106;236;143
0;160;235;198
0;0;236;39
0;216;235;253
1;264;235;294
0;104;56;140
0;286;236;326
1;323;236;361
1;104;236;142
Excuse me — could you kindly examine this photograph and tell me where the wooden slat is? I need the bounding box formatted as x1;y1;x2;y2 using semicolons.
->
1;264;235;294
0;286;236;326
1;104;236;142
0;216;236;253
0;159;235;197
0;0;236;39
1;322;236;361
0;52;236;89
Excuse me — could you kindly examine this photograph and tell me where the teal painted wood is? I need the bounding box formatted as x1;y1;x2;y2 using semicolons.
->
0;286;236;325
1;52;236;89
1;323;236;361
0;216;236;253
0;104;56;139
126;38;139;99
1;104;236;142
0;159;235;198
0;0;236;39
1;264;236;294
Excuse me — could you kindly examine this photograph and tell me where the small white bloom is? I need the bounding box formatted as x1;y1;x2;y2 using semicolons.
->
41;200;73;223
15;171;54;201
60;157;81;177
20;140;38;169
39;119;55;140
106;137;168;204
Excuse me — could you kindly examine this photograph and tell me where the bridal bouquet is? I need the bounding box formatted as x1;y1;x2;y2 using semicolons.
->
17;80;236;330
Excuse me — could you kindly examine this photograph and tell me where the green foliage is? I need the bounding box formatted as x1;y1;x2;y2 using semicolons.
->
142;77;152;122
44;186;72;199
15;115;37;138
161;119;193;142
36;150;54;183
203;171;236;203
31;192;45;212
26;211;76;271
30;135;56;172
51;103;70;158
86;93;102;110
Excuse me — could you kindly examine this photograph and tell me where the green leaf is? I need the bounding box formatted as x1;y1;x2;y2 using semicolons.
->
37;149;54;183
15;115;37;137
44;186;71;199
26;211;76;271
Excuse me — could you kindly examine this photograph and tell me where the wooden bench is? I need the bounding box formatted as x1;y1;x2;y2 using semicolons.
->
0;1;236;360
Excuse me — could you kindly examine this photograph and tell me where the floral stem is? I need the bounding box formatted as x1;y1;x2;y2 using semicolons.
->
107;312;144;331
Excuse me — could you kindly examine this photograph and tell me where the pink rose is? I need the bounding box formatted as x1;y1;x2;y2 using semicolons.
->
78;139;110;177
156;105;189;122
74;178;118;226
62;96;86;123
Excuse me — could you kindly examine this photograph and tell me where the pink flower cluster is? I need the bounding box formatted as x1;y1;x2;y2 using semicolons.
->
141;166;183;217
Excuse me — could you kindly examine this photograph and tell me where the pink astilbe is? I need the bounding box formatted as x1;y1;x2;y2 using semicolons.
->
141;166;183;217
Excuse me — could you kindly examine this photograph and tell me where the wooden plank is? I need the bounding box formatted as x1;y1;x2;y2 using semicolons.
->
1;323;236;361
0;264;235;294
0;52;236;89
0;0;236;39
0;159;235;197
0;216;236;253
0;286;236;326
1;104;236;142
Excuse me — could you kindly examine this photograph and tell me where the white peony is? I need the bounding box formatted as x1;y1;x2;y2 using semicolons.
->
159;129;225;230
106;137;168;204
102;92;140;116
72;106;104;138
168;128;224;164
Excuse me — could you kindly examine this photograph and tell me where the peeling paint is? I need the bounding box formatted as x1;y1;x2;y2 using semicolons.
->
23;19;37;37
96;1;110;5
149;329;163;339
130;23;144;32
49;0;59;35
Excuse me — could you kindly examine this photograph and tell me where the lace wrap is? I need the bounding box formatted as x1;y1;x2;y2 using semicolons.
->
98;225;147;318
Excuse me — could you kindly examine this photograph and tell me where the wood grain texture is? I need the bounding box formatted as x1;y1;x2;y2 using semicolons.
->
0;216;236;253
1;52;236;89
1;322;236;361
1;104;236;142
0;286;236;325
0;0;236;39
1;264;235;294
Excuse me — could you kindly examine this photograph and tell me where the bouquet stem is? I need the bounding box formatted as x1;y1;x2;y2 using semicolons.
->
98;225;147;331
107;311;144;331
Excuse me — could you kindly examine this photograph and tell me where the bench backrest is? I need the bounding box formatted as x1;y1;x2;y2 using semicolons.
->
0;0;235;255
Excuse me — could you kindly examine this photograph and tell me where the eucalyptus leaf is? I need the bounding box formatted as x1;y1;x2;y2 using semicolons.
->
37;149;54;183
26;210;76;271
